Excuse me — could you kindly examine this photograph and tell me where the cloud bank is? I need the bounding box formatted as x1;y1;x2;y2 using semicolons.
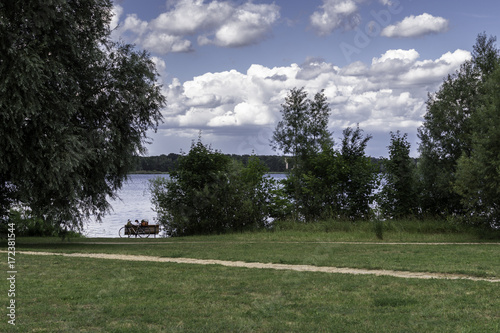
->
111;0;280;54
157;48;470;155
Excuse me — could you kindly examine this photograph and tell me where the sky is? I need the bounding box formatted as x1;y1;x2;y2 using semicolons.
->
110;0;500;157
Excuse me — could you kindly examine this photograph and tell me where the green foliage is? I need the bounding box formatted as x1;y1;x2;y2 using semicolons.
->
8;210;58;237
336;126;378;220
417;61;479;216
377;131;417;219
236;155;275;229
472;32;500;79
454;62;500;228
3;208;82;238
271;87;333;221
0;178;14;224
272;87;333;171
417;32;500;231
417;33;499;217
0;0;165;229
267;185;295;221
271;88;377;222
275;126;377;222
272;87;311;158
149;139;272;236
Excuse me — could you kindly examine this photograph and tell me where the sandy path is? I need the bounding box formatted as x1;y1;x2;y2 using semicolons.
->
70;241;500;245
16;250;500;283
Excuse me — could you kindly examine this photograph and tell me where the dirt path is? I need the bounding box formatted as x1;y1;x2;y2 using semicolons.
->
71;241;500;245
16;250;500;283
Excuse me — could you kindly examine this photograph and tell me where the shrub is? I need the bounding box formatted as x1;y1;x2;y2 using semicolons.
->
149;139;272;236
1;208;82;238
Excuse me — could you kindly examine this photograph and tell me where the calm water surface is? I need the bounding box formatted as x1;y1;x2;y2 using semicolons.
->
83;174;165;238
83;173;286;238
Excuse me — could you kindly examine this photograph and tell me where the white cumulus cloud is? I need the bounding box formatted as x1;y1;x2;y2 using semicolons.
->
150;0;234;35
111;0;280;54
381;13;449;38
310;0;361;35
142;32;193;54
372;49;420;64
199;3;280;47
399;49;471;86
159;48;471;146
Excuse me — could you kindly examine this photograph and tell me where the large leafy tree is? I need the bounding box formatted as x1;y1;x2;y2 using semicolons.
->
336;126;377;220
297;125;377;221
454;62;500;228
271;88;332;168
271;89;378;221
271;87;333;220
0;0;165;229
417;33;499;217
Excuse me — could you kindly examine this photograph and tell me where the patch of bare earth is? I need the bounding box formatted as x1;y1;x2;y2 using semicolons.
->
17;251;500;283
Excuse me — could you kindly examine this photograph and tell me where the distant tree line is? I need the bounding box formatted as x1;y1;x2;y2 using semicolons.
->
132;154;290;173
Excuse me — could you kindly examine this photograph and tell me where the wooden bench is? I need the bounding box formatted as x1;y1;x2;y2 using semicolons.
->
125;224;160;238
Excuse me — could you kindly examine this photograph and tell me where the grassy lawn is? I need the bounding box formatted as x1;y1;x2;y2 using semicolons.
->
1;225;499;332
15;224;500;278
1;254;499;332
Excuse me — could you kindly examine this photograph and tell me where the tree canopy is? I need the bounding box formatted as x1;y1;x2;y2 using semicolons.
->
0;0;166;229
378;131;417;219
271;88;377;222
417;32;499;217
454;61;500;228
271;87;332;164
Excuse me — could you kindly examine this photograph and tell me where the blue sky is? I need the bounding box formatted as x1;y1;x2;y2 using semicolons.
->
111;0;500;157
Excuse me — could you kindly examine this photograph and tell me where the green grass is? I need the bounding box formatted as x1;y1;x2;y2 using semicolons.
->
1;222;499;332
271;217;498;240
1;254;499;332
14;238;500;278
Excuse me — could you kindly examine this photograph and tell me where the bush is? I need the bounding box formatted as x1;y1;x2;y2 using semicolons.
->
1;208;83;238
149;139;273;236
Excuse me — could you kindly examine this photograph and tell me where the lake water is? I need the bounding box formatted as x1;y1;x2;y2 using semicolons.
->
82;173;287;238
